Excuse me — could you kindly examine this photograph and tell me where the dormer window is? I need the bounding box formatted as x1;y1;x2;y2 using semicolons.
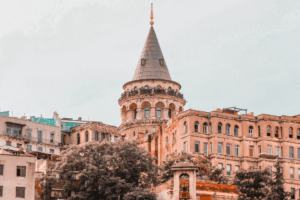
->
159;59;164;66
141;59;146;66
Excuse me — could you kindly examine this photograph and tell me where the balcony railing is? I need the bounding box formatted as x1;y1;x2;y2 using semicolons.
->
119;88;184;101
0;132;61;146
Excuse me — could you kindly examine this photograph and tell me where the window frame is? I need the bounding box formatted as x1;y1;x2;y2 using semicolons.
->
249;126;254;137
226;144;231;156
16;187;25;198
226;124;231;135
0;165;3;175
203;122;208;134
290;146;294;159
194;141;200;153
218;142;223;154
17;166;26;177
145;107;150;118
203;142;208;157
235;145;239;157
234;125;239;136
156;107;161;118
218;122;222;134
194;121;199;133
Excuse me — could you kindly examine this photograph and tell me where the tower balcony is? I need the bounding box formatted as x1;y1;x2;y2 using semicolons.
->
118;88;185;103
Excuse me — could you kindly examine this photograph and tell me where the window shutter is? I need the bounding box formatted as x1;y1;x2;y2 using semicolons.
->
21;188;25;198
21;167;26;177
0;165;3;175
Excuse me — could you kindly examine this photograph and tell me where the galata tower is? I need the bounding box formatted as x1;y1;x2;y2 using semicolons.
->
118;4;186;159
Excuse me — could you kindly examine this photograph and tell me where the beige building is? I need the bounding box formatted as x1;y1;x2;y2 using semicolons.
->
0;149;36;200
0;115;62;155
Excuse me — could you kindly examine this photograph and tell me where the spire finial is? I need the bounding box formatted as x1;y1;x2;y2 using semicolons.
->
150;3;154;26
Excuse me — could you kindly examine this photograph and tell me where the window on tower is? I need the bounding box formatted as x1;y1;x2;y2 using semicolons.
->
159;59;164;66
141;59;146;66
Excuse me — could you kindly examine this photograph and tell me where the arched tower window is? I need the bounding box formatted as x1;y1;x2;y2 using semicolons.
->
184;122;187;133
226;124;231;135
156;107;161;118
94;131;98;141
289;127;293;138
145;107;150;118
218;122;222;134
249;126;254;137
77;133;80;145
267;126;271;137
203;122;208;134
85;131;89;142
194;121;199;132
134;109;138;119
234;125;239;136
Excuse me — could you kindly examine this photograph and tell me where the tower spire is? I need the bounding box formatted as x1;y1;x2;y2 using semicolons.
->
150;3;154;26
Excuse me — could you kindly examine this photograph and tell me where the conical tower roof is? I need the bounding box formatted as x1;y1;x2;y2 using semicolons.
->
132;26;172;81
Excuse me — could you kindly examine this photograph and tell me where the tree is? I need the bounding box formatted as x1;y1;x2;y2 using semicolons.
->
266;161;292;200
40;140;159;200
160;151;228;184
233;168;271;200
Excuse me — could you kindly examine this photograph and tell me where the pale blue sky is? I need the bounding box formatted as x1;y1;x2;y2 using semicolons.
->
0;0;299;125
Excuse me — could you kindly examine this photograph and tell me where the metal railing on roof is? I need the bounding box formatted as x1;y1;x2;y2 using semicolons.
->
0;132;61;146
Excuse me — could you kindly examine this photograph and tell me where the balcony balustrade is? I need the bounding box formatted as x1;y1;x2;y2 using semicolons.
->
0;131;61;146
119;88;184;101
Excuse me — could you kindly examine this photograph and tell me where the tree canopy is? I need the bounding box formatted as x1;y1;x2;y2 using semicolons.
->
40;140;159;200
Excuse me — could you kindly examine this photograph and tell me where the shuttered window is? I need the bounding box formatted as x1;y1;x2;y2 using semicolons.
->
0;186;3;197
203;143;208;157
16;187;25;198
17;166;26;177
0;165;3;175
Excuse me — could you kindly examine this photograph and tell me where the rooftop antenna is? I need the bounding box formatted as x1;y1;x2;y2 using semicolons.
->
150;3;154;26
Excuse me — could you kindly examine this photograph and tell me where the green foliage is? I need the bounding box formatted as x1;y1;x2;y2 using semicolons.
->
233;168;271;200
266;161;292;200
160;151;228;184
40;140;159;200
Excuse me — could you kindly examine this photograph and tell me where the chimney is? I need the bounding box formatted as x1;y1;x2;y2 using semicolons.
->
78;117;82;121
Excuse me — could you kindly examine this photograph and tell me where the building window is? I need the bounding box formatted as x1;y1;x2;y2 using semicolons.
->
275;146;280;157
50;133;54;143
156;107;161;118
290;147;294;158
298;169;300;180
218;122;222;134
145;107;150;118
210;142;212;154
159;59;164;66
289;127;293;138
218;143;223;154
281;146;283;157
291;188;295;200
235;165;240;171
226;144;231;156
16;187;25;198
290;168;294;179
267;145;272;154
203;143;208;157
194;121;199;132
0;186;2;197
28;129;32;140
234;125;239;136
275;127;279;138
218;163;223;169
209;122;212;134
195;141;199;153
38;147;43;152
249;146;254;157
267;126;271;137
134;86;138;91
226;124;230;135
184;142;188;152
258;126;260;137
50;149;54;154
227;164;231;176
27;145;32;151
297;129;300;139
235;145;239;157
249;126;253;137
0;165;3;175
134;108;138;119
141;58;146;66
95;131;99;141
6;141;11;146
6;125;21;137
17;166;26;177
133;132;136;137
38;130;43;143
259;145;261;154
114;136;118;142
172;132;176;144
101;132;106;142
168;108;171;118
166;137;168;148
85;131;89;142
144;85;149;89
203;122;208;134
77;133;80;144
184;122;187;133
